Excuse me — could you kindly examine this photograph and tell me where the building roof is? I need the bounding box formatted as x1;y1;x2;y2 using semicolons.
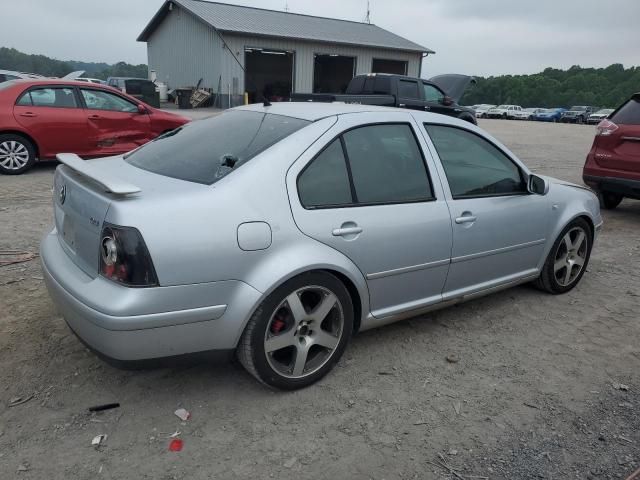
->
137;0;434;54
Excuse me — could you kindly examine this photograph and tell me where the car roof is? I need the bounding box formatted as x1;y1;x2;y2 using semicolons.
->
235;102;411;121
233;101;470;126
5;79;116;88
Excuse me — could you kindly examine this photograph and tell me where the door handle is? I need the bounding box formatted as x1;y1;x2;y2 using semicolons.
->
398;103;406;108
424;106;431;110
455;213;477;224
332;226;363;237
89;114;101;119
19;112;37;117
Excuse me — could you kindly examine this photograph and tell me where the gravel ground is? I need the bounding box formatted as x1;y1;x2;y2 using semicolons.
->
0;118;638;479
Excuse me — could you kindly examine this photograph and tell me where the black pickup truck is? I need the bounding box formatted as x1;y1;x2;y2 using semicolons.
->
291;73;477;124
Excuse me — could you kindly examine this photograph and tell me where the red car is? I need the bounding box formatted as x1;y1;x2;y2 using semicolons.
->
0;79;190;175
583;92;640;209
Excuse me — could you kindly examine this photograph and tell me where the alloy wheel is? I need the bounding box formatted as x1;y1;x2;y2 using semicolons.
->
264;286;344;379
0;140;30;171
553;227;588;287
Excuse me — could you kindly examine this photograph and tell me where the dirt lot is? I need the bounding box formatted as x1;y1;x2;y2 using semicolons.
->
1;119;638;479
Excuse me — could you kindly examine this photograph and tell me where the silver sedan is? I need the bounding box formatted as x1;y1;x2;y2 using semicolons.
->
41;103;602;389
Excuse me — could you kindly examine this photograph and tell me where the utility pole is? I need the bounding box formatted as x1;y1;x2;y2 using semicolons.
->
284;1;289;12
364;0;371;23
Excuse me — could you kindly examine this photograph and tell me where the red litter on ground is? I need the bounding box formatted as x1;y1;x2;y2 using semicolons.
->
169;438;183;452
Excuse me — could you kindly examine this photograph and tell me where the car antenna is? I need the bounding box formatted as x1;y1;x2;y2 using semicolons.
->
263;96;272;107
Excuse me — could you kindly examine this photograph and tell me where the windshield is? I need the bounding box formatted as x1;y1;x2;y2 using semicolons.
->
524;108;537;112
569;106;587;111
126;110;310;185
496;105;509;109
595;109;613;115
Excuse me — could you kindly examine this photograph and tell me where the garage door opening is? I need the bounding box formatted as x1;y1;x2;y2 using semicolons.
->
372;58;408;75
313;54;356;93
244;48;294;104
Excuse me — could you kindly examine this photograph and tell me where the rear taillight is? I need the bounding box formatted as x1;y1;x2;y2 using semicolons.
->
99;224;158;287
595;119;618;136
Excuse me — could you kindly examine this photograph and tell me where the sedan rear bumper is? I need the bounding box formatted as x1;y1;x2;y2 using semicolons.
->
41;230;262;362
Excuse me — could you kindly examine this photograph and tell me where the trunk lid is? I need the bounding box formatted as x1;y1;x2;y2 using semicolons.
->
53;166;113;277
595;123;640;173
594;96;640;174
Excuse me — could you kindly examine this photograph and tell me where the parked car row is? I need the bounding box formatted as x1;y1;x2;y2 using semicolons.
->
472;103;614;124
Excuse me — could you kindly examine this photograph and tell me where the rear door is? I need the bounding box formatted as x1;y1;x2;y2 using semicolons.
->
288;112;452;318
595;96;640;174
396;78;424;111
13;86;90;157
79;87;151;156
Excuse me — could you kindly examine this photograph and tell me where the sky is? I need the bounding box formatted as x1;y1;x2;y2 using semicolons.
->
2;0;639;77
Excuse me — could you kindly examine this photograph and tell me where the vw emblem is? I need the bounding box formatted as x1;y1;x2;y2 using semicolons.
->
59;184;67;205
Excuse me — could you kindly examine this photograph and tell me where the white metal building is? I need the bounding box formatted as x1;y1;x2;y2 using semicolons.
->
137;0;433;107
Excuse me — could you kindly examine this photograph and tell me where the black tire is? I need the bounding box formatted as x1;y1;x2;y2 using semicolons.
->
0;134;36;175
534;218;592;294
237;271;354;390
598;191;623;210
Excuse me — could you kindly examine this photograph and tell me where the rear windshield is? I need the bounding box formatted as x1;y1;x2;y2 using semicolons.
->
610;98;640;125
126;110;310;185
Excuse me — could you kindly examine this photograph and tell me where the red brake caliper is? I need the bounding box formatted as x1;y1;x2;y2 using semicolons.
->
270;314;286;334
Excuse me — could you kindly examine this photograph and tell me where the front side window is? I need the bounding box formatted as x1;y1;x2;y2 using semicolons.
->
398;80;419;99
81;89;137;112
423;84;444;103
425;124;526;198
19;87;78;108
298;139;352;208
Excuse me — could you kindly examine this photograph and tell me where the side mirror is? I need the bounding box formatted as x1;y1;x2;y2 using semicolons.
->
137;104;148;114
528;174;549;195
441;95;454;106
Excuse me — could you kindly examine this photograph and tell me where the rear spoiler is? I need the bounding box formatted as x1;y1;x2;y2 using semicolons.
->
56;153;141;195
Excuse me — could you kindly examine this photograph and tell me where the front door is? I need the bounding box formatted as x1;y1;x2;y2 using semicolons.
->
13;86;90;157
288;112;452;318
79;88;151;156
422;123;549;298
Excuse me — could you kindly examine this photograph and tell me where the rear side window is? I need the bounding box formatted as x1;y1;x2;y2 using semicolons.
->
298;124;433;208
611;98;640;125
398;80;419;99
17;88;78;108
343;124;432;203
298;139;352;208
425;124;526;198
126;110;310;185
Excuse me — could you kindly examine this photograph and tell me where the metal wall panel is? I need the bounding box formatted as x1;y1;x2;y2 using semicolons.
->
147;7;223;90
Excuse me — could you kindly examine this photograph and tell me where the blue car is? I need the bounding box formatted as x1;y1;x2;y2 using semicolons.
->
533;108;566;122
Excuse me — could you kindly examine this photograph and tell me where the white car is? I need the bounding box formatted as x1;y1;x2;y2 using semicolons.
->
73;77;106;85
0;69;45;83
487;105;523;119
511;108;544;120
587;108;614;125
474;104;496;118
